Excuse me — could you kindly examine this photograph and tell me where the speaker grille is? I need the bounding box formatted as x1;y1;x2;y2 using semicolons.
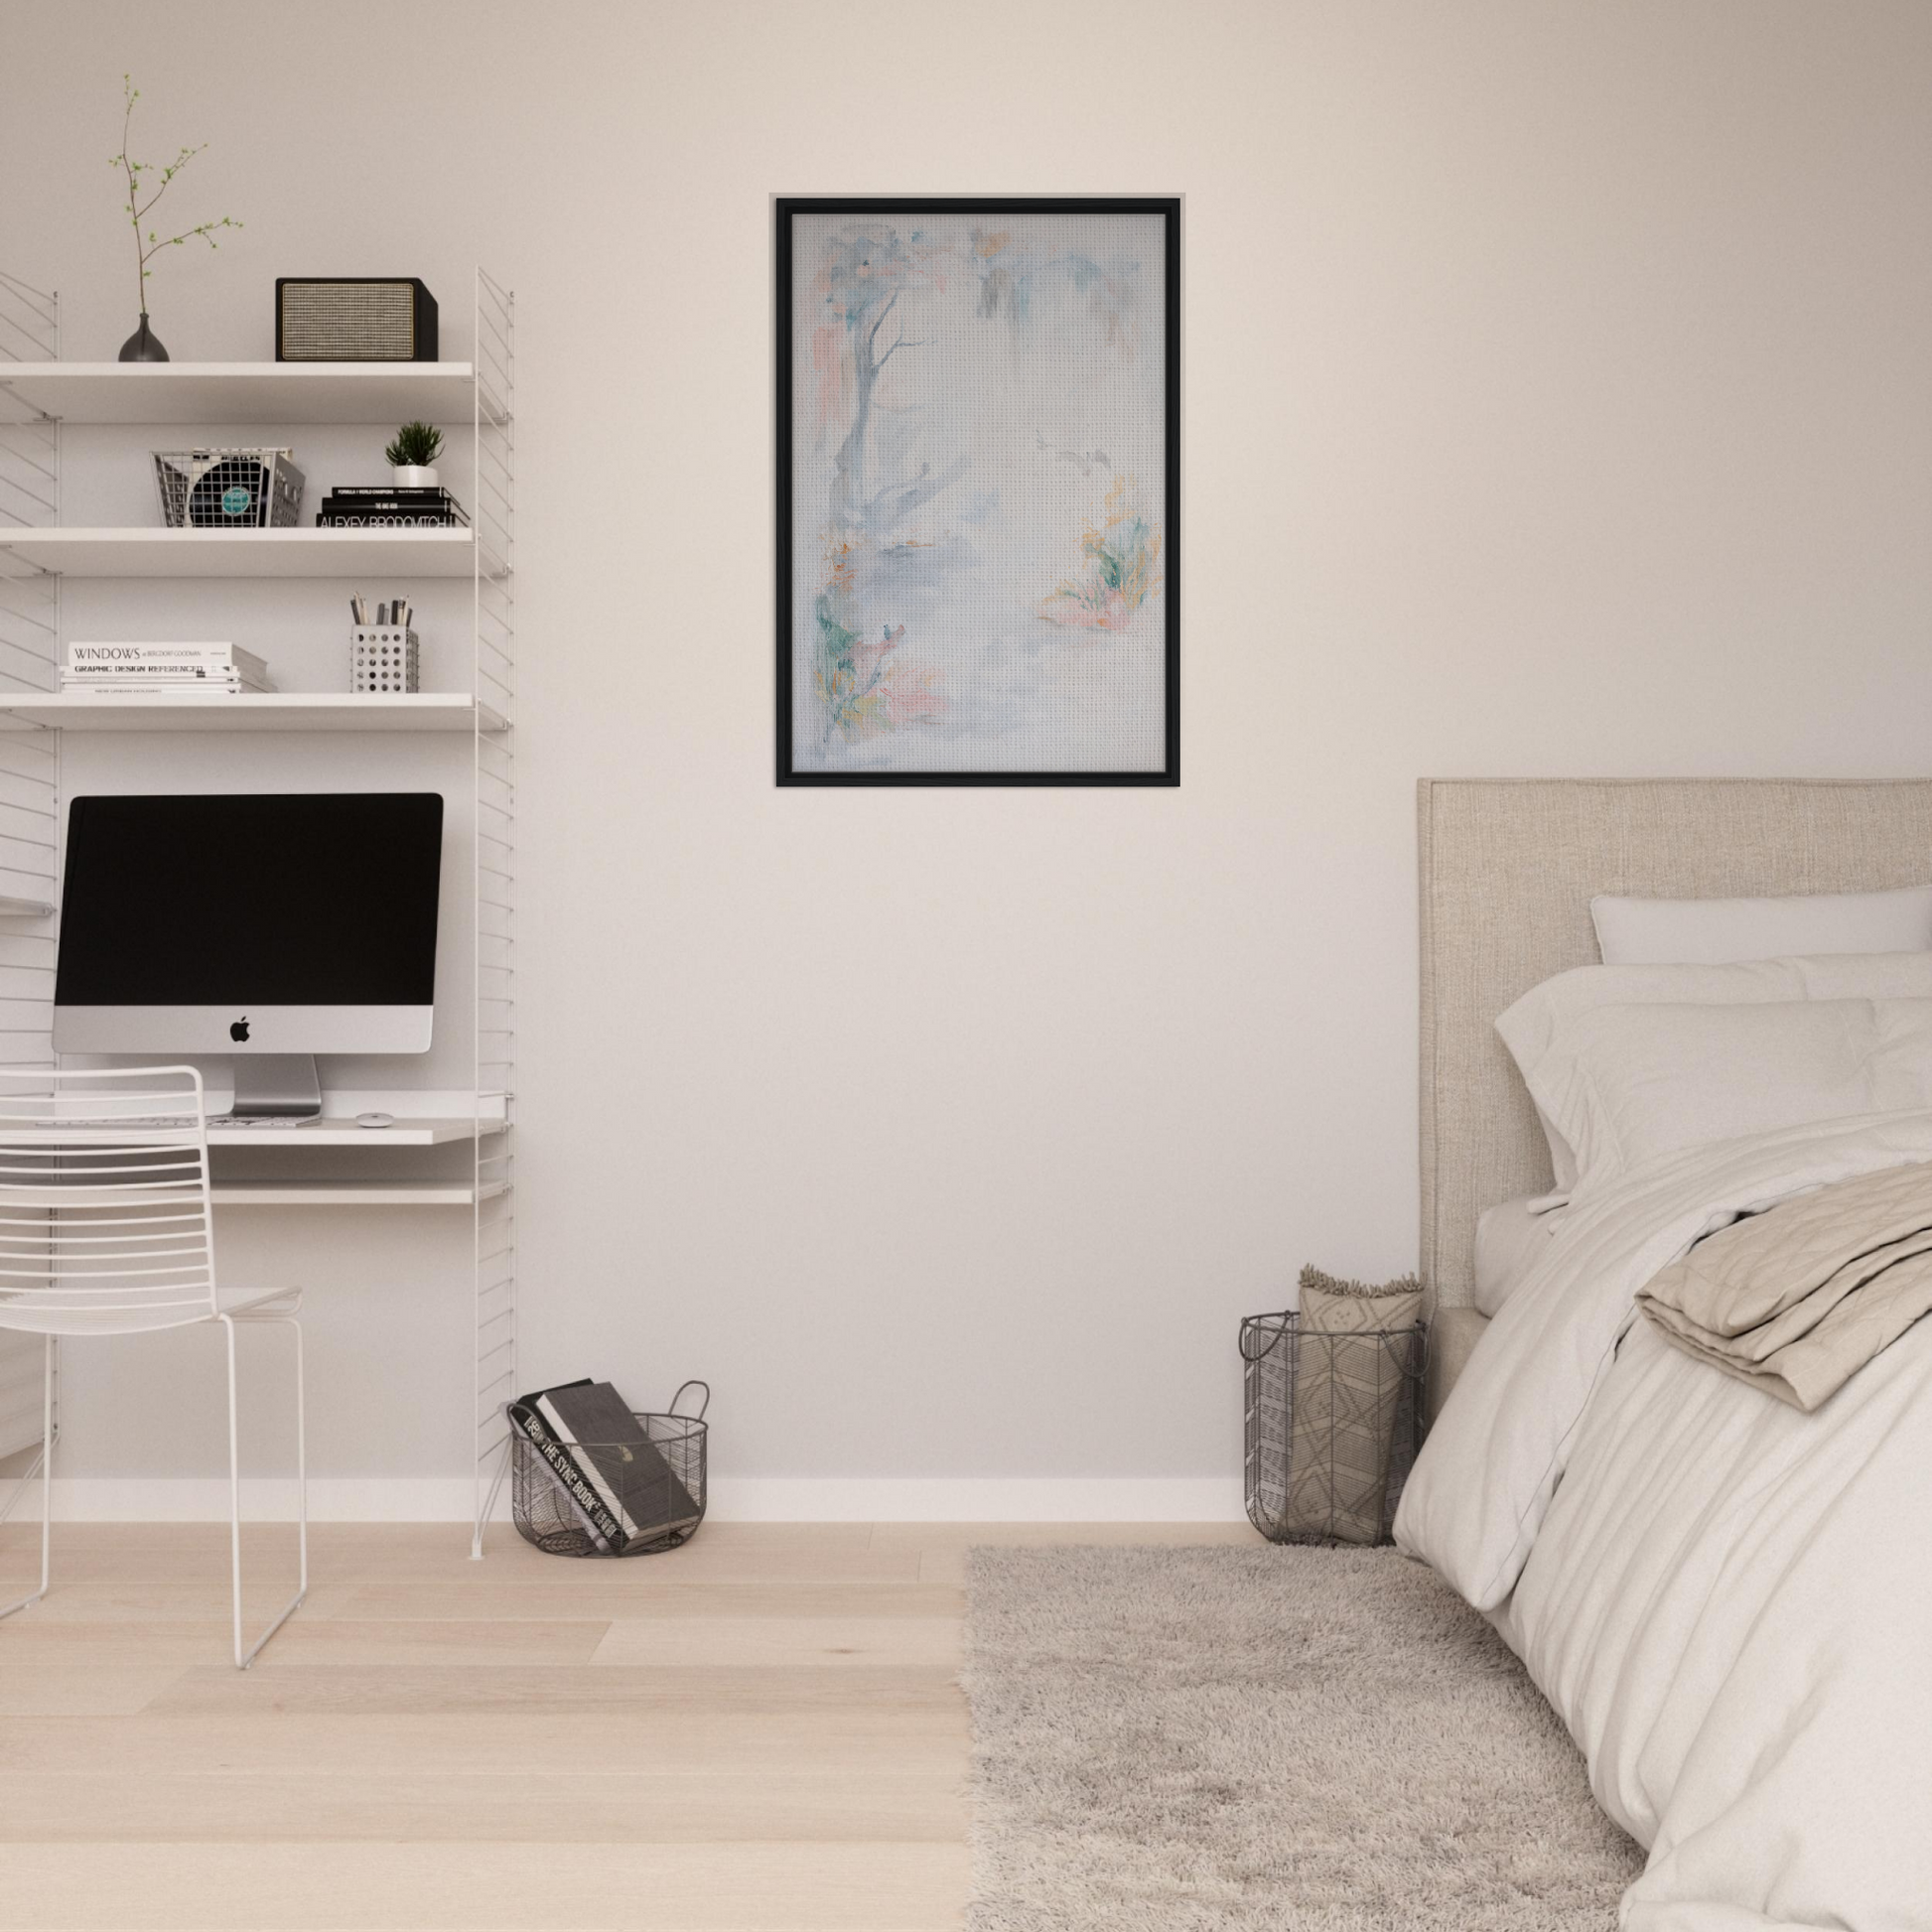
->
279;282;417;360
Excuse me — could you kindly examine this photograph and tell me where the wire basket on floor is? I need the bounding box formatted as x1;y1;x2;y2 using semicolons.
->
1241;1311;1425;1547
510;1381;708;1558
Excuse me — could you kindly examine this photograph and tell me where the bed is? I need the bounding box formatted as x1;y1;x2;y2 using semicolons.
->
1398;777;1932;1932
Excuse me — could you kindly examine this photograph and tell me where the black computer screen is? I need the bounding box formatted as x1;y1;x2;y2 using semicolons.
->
56;793;444;1007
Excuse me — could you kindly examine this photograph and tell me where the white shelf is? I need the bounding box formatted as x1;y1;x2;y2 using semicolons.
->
0;692;504;733
0;267;516;1557
0;526;483;579
205;1117;482;1148
210;1179;505;1207
0;361;482;426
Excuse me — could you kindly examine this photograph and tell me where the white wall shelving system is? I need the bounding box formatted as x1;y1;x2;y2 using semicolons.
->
0;268;517;1554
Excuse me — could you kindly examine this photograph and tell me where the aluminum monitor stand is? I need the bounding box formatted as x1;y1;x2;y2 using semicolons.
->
229;1054;323;1121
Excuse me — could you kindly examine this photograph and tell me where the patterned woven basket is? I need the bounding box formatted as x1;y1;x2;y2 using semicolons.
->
1240;1311;1426;1546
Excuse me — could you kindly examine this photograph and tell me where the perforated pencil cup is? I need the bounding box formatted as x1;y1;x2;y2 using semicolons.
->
350;625;419;693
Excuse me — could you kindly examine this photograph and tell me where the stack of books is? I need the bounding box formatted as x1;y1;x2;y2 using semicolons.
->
316;484;469;529
508;1379;704;1554
64;642;274;695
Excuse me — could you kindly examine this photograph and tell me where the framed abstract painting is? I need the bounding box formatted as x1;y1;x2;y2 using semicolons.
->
776;197;1179;785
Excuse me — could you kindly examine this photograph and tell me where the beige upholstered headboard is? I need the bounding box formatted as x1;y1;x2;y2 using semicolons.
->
1418;777;1932;1311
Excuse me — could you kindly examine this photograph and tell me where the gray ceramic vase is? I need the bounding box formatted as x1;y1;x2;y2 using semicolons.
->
118;314;169;362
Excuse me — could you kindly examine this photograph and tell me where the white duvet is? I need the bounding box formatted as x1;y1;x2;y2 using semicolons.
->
1396;1111;1932;1931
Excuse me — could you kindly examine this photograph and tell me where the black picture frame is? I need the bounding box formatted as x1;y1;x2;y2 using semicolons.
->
775;196;1180;787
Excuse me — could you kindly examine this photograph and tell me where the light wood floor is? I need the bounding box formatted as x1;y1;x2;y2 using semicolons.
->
0;1519;1253;1931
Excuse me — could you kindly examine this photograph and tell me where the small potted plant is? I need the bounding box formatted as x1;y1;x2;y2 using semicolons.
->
384;421;444;488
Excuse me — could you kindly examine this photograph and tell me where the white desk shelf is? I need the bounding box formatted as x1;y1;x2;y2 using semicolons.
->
0;692;506;733
210;1179;508;1207
0;360;488;427
0;267;518;1557
206;1116;484;1149
0;526;484;579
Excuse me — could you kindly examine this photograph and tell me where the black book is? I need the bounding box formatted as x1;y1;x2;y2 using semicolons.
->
317;510;469;528
534;1381;702;1552
327;484;462;500
320;487;468;524
507;1381;619;1550
320;502;467;516
323;502;466;518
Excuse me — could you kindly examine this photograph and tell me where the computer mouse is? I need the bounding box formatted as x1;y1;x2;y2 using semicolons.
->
356;1112;395;1130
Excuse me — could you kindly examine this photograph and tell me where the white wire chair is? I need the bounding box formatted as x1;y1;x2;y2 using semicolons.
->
0;1065;306;1668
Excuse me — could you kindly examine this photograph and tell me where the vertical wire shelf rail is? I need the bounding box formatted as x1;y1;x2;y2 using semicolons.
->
0;270;61;1492
470;269;516;1556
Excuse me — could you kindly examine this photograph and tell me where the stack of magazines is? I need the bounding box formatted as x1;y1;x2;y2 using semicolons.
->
316;485;469;528
65;642;274;694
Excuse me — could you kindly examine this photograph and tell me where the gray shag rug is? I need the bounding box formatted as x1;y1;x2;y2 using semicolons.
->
961;1545;1644;1930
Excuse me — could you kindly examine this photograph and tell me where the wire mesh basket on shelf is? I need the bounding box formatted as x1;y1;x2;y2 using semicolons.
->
510;1381;708;1558
1241;1311;1425;1547
152;448;305;528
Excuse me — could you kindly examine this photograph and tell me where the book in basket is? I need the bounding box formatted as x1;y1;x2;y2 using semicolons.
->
506;1382;614;1550
510;1379;702;1553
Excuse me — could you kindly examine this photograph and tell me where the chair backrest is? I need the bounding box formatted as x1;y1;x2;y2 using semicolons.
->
0;1065;217;1336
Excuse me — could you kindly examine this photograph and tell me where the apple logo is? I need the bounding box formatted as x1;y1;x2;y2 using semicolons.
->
229;1017;250;1043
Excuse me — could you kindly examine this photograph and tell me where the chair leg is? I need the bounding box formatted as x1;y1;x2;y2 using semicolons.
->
0;1335;54;1622
220;1312;308;1670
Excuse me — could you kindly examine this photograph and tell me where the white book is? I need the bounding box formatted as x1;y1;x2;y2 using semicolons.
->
65;663;271;684
65;663;272;687
61;677;268;695
64;682;270;694
63;668;256;683
69;641;239;656
69;642;269;680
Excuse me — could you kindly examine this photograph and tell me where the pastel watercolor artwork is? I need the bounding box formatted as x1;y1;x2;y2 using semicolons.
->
778;200;1178;783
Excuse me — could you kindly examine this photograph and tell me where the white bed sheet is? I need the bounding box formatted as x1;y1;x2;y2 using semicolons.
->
1398;1112;1932;1930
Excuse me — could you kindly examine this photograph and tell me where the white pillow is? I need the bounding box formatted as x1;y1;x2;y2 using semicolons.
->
1590;885;1932;966
1496;952;1932;1194
1515;997;1932;1203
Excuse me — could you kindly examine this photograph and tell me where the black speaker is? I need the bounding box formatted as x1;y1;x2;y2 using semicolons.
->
275;278;439;361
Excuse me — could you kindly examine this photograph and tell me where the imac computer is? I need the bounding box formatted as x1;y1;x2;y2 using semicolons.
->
53;792;444;1120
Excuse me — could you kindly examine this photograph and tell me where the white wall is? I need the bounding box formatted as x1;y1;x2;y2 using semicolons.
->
5;0;1930;1515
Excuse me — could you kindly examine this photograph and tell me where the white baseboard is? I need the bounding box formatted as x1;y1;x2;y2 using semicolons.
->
707;1478;1247;1522
14;1475;1247;1525
29;1478;498;1523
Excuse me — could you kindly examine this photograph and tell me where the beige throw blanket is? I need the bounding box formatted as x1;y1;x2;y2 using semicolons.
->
1638;1159;1932;1410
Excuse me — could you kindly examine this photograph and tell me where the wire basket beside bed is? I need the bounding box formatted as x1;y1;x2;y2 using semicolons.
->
1241;1311;1425;1546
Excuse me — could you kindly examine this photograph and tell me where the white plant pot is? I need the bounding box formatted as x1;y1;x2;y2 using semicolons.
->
392;465;439;488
